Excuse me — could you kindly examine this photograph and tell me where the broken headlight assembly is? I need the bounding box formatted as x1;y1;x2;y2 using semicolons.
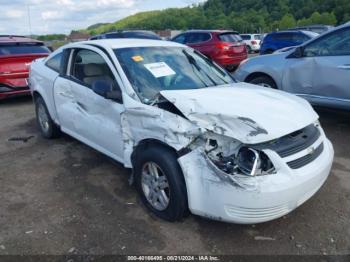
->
205;138;275;177
236;147;274;176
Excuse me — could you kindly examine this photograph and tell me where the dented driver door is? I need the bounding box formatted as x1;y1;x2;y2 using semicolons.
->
64;48;125;163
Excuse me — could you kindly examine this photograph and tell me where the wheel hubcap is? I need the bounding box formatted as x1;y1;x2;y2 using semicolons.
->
141;162;170;211
38;103;50;132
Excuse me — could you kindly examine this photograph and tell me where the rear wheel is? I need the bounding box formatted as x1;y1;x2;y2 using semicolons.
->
35;96;61;138
249;75;277;89
134;145;188;221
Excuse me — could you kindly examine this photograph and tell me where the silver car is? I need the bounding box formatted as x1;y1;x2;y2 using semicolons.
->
234;23;350;110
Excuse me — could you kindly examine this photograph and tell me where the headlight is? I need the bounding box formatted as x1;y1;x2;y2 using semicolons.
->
236;147;274;176
201;133;275;177
206;145;275;177
237;147;260;176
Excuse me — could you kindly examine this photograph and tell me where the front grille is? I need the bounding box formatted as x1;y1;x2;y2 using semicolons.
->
287;142;324;169
255;124;321;158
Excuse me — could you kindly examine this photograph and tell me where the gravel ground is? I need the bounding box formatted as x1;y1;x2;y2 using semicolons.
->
0;96;349;256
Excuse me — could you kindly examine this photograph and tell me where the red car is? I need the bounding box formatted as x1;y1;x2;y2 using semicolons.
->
0;36;50;99
171;30;247;71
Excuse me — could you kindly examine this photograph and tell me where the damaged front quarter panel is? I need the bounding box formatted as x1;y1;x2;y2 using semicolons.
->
120;94;203;168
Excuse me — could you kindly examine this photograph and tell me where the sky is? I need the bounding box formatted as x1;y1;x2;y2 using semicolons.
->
0;0;206;35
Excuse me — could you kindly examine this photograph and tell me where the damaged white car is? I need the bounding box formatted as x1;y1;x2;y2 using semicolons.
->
29;39;334;224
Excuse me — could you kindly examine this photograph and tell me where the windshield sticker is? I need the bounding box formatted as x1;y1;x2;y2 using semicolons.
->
132;55;144;62
144;62;176;78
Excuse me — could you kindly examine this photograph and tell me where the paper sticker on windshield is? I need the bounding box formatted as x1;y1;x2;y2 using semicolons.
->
132;55;144;62
144;62;176;78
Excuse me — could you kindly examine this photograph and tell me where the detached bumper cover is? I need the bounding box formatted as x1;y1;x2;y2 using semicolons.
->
178;138;333;224
0;84;30;99
0;72;30;98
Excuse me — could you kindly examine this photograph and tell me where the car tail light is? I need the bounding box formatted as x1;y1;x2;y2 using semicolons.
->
216;42;231;50
251;40;257;45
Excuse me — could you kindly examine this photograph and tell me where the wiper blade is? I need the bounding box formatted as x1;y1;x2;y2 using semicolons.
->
182;49;218;86
150;92;167;106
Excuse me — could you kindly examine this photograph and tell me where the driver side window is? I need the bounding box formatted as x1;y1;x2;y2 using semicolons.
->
70;49;117;88
304;28;350;57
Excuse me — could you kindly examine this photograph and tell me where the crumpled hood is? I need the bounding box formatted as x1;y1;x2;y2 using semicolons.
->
160;83;318;144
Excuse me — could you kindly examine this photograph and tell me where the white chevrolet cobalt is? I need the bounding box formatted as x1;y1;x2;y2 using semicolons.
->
29;39;334;224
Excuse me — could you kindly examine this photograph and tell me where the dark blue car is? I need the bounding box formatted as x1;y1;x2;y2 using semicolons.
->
260;30;318;55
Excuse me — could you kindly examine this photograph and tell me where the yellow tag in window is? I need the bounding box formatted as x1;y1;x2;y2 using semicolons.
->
132;55;144;62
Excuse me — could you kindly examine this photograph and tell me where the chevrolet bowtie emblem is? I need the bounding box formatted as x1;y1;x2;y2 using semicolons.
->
307;146;316;155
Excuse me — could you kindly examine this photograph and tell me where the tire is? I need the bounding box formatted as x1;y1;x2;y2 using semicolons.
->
35;96;61;139
249;75;277;89
134;144;188;221
247;45;252;54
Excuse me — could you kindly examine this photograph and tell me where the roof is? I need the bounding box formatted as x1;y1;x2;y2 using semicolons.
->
0;36;42;44
268;30;317;35
75;39;185;50
183;30;239;34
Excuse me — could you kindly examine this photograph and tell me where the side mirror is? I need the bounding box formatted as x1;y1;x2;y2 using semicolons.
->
92;79;123;103
287;46;304;58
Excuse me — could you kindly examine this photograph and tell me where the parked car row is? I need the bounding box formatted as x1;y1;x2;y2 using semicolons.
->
171;30;248;71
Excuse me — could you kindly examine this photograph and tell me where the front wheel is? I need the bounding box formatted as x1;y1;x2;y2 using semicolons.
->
249;76;277;89
134;145;188;221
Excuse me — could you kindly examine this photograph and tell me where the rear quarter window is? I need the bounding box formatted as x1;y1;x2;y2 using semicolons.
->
186;33;211;44
45;52;63;73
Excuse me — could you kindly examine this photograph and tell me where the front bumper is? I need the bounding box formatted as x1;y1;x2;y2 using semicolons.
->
178;138;333;224
250;45;260;51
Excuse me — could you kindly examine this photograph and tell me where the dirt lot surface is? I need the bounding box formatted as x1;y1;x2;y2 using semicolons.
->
0;96;349;255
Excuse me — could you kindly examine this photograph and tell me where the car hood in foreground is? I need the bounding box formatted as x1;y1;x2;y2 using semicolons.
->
160;83;318;144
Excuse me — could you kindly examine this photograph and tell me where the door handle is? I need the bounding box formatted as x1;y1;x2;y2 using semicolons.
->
337;65;350;70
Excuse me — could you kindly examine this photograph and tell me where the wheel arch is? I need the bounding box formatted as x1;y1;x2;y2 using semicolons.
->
131;138;179;167
32;90;42;101
245;72;278;88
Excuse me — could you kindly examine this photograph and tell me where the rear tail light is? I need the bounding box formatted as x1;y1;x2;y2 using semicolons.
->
251;40;257;45
216;43;231;50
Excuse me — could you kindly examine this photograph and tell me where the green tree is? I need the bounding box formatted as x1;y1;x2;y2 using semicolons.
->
279;13;296;29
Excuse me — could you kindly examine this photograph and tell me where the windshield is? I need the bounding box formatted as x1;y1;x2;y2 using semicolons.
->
114;46;234;104
0;44;50;55
254;35;262;40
